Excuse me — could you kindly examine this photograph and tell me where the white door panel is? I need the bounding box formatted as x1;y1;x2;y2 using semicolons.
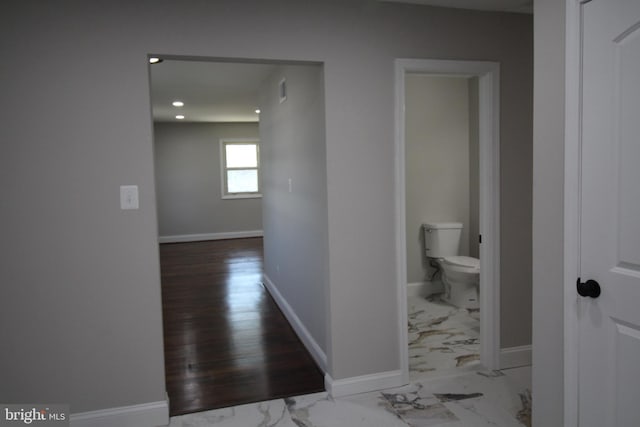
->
579;0;640;426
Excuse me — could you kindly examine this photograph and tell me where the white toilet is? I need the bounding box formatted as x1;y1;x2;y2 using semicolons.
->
423;222;480;309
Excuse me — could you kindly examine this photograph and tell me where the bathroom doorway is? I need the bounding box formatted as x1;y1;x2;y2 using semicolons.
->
394;59;501;381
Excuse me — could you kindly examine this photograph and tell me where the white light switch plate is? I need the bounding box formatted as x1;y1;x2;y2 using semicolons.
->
120;185;139;210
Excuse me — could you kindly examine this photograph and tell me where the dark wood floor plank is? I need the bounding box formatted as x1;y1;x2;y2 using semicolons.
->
160;237;324;416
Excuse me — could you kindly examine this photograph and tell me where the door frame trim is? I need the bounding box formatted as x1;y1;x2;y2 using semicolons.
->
394;58;501;383
563;1;584;425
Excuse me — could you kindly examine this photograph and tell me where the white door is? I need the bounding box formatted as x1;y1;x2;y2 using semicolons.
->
579;0;640;425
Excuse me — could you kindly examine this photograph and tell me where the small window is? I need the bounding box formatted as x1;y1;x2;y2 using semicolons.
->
221;139;261;199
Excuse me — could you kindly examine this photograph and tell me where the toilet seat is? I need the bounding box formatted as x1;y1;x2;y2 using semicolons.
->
442;256;480;272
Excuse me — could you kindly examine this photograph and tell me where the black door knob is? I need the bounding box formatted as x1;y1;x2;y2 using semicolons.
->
577;278;601;298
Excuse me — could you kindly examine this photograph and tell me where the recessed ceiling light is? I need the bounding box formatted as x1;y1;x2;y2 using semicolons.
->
149;57;163;64
175;115;185;120
255;109;261;114
172;101;184;107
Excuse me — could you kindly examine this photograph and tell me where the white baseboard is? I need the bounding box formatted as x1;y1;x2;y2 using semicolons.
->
70;399;168;427
159;230;263;243
262;274;327;372
500;345;532;369
407;281;443;298
325;370;405;398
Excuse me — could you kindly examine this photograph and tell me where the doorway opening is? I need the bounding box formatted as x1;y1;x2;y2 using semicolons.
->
394;59;501;382
148;57;328;415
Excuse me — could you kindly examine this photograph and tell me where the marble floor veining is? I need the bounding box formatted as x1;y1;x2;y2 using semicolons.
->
169;366;532;427
168;294;531;427
408;295;480;378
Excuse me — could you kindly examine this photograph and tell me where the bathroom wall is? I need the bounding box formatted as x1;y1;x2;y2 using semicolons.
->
405;75;479;285
468;77;480;259
153;122;262;239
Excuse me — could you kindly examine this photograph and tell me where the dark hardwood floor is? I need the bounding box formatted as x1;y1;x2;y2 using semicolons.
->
160;237;324;416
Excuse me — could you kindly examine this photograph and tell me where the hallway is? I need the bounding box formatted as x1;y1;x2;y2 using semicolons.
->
160;238;324;415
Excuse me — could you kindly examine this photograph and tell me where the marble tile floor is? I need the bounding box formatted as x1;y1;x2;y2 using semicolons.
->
408;295;481;378
168;366;532;427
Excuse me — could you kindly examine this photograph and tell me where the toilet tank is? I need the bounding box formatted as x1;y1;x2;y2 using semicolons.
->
423;222;463;258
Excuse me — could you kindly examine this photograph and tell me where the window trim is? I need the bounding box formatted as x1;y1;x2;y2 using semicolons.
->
220;138;261;199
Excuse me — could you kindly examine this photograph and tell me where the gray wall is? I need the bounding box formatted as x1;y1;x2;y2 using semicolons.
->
405;75;479;284
499;18;534;350
0;0;532;413
532;0;565;424
260;64;329;360
468;77;480;259
153;122;262;238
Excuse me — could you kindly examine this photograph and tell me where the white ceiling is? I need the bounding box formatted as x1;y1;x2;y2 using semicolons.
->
383;0;532;14
150;60;276;123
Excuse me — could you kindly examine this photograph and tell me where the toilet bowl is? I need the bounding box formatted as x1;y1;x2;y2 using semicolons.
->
422;222;480;309
439;256;480;309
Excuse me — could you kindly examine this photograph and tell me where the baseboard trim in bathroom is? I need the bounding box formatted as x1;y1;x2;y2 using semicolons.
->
500;345;532;369
407;281;444;298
